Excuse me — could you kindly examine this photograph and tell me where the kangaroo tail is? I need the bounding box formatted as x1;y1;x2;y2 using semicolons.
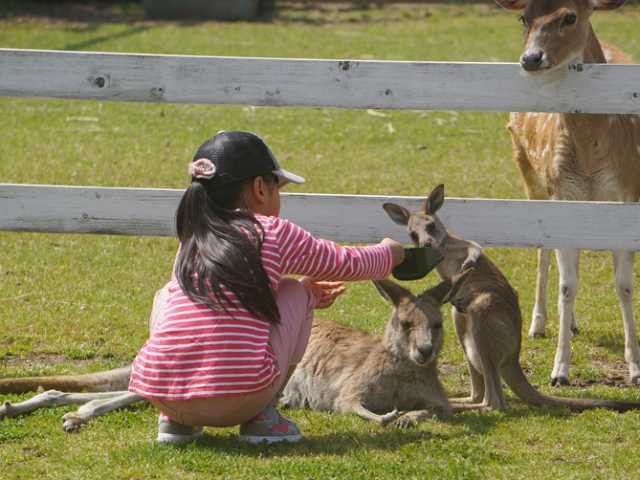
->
0;366;132;394
502;361;640;413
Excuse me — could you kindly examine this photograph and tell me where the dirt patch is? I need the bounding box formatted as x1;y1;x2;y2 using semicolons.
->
0;353;98;371
2;1;145;24
572;360;632;389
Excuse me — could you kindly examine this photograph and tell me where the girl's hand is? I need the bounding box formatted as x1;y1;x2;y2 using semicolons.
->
301;278;347;309
380;237;406;267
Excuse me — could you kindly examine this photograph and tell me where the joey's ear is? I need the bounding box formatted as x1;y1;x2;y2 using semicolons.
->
373;279;412;306
423;267;474;305
424;184;445;215
382;203;411;226
591;0;626;10
494;0;527;10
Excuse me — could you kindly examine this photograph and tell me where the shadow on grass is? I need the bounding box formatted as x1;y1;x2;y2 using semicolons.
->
63;25;151;51
2;0;495;28
595;332;625;355
174;405;573;457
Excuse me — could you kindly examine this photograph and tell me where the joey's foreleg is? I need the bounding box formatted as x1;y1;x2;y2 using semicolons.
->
461;241;482;271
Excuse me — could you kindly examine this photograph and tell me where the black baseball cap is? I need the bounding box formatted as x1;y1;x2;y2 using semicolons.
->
192;131;305;187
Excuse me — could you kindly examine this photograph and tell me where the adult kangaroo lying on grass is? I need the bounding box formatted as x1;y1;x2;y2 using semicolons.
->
281;272;472;428
382;184;640;412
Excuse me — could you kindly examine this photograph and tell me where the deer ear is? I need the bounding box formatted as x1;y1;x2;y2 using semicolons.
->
494;0;527;10
424;184;445;215
373;280;412;306
382;202;411;226
591;0;626;10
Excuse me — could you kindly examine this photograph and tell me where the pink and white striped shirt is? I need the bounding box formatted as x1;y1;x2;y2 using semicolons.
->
128;215;393;400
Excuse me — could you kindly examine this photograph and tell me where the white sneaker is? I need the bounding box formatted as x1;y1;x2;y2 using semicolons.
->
157;414;203;444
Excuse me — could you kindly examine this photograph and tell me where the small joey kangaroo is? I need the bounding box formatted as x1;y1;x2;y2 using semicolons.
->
280;271;472;428
382;184;640;413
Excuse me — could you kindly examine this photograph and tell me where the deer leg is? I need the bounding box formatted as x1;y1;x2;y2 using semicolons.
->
612;250;640;384
62;392;144;432
530;248;552;338
551;248;580;386
0;390;129;420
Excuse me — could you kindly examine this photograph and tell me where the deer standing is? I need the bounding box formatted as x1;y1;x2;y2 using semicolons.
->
497;0;640;386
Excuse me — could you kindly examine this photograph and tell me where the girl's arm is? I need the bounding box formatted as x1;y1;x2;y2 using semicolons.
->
274;218;404;281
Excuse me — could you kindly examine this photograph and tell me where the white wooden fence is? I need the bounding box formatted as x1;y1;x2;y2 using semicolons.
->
2;48;640;250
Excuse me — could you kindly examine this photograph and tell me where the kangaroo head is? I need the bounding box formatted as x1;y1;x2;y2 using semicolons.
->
373;269;472;366
495;0;626;73
383;184;448;249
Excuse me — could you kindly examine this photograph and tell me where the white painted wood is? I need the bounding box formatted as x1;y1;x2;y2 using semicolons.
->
1;49;640;113
2;184;640;251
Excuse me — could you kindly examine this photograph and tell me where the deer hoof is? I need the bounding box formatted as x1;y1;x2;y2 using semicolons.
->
528;332;546;339
571;326;580;336
629;375;640;386
550;376;570;387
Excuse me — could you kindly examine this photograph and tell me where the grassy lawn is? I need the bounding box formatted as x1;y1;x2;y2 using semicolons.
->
2;1;640;478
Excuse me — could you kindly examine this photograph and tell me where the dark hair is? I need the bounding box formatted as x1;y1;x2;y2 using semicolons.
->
175;173;281;324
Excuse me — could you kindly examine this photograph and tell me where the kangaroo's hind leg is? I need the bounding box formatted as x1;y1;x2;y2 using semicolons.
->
467;311;507;410
0;390;129;420
62;392;144;432
450;308;485;404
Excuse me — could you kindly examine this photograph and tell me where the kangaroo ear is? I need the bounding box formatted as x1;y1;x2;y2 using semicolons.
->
495;0;527;10
382;202;411;226
373;279;412;306
591;0;626;10
424;184;445;215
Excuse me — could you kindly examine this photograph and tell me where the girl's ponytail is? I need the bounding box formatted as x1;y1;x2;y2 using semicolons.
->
175;177;281;324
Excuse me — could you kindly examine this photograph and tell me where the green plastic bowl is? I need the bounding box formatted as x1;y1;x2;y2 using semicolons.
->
392;246;444;281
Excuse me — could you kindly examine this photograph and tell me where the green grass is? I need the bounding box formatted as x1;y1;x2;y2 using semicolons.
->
2;2;640;479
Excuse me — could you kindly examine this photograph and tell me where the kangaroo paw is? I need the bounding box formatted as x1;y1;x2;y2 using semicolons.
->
393;415;418;429
380;409;400;427
0;401;16;420
550;376;570;387
62;412;86;432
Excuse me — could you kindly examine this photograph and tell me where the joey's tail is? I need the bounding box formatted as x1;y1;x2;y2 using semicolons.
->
502;361;640;413
0;367;132;394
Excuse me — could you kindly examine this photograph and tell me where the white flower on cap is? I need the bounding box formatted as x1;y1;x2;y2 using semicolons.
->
189;158;216;179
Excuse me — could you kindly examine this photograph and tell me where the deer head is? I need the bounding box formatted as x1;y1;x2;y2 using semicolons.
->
495;0;626;72
383;184;448;249
373;270;472;366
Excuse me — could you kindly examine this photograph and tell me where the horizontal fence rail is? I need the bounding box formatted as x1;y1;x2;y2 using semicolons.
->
2;184;640;251
2;49;640;113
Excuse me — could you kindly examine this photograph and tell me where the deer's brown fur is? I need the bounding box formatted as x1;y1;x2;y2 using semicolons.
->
496;0;640;386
